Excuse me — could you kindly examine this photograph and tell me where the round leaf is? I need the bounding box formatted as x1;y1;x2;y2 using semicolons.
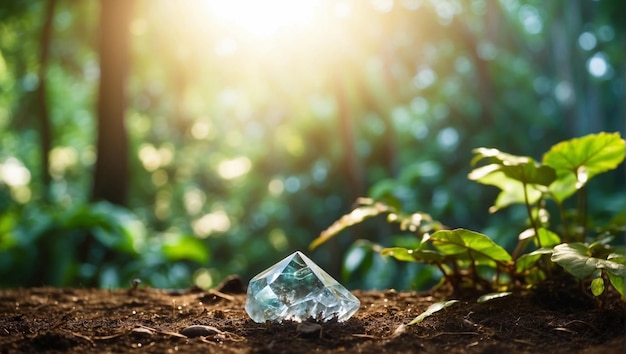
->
590;277;605;297
500;163;556;187
468;168;543;212
381;247;444;263
552;243;626;279
429;229;512;263
551;243;595;278
543;132;625;189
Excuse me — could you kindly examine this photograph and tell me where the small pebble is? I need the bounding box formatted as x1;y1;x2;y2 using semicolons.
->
215;275;246;294
296;322;322;337
131;327;154;338
180;325;220;338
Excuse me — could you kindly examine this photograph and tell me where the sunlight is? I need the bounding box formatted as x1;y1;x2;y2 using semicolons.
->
192;210;231;238
205;0;323;37
217;156;252;180
0;157;31;187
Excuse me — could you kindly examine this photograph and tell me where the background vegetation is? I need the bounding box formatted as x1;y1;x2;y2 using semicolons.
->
0;0;624;290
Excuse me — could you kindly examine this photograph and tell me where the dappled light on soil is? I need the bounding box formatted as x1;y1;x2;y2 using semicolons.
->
0;287;623;353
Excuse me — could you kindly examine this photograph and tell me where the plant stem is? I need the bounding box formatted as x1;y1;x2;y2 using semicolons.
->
523;182;542;248
511;238;528;260
555;198;571;242
575;185;589;242
435;263;453;288
494;265;501;287
468;251;478;289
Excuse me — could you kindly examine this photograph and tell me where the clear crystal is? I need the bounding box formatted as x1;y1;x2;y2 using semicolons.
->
245;251;360;323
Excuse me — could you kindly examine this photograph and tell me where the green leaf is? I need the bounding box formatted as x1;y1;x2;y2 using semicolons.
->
367;179;402;209
551;243;626;279
408;300;459;325
477;292;512;303
381;247;444;263
537;228;561;248
551;243;594;278
468;167;543;212
468;163;501;180
500;163;556;187
547;172;578;203
162;234;210;263
470;149;555;190
518;228;560;247
63;202;144;254
516;253;542;273
514;249;552;284
390;212;442;234
380;247;418;262
309;199;391;250
543;132;625;189
342;240;395;288
588;234;615;253
515;249;550;285
0;211;19;250
471;148;532;166
607;254;625;298
428;229;512;265
551;242;598;279
342;241;372;280
598;259;626;278
609;274;624;298
590;277;605;296
524;268;547;284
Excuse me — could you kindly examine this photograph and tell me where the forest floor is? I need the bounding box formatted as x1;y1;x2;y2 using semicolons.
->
0;277;624;353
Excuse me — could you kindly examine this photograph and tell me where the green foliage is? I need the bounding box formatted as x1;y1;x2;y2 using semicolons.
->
0;202;209;288
310;199;392;251
312;133;626;301
162;234;211;264
590;278;604;297
543;132;626;190
551;243;625;279
428;229;512;265
1;0;625;290
341;241;403;290
551;242;625;298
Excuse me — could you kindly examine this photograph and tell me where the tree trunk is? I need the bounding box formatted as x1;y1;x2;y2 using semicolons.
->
91;0;133;205
453;6;494;128
35;0;56;201
333;70;365;202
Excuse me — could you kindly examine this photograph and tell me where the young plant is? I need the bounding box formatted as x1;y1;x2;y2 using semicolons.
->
310;132;626;300
470;132;625;298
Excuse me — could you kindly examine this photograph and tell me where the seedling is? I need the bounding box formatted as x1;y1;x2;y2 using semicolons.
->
310;132;626;301
408;300;459;325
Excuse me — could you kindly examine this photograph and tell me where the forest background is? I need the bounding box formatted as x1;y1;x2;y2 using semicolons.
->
0;0;624;291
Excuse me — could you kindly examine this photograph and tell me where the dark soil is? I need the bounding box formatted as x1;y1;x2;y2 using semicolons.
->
1;279;624;353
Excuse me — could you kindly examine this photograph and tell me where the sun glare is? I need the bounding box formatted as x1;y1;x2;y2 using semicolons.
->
205;0;323;37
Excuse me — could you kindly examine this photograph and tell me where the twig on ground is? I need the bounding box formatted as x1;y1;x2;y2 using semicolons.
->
66;330;95;347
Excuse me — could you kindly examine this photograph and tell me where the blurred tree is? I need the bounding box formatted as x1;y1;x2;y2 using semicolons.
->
34;0;56;201
92;0;132;205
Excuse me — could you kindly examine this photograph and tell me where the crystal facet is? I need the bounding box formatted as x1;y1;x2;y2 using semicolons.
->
245;251;360;323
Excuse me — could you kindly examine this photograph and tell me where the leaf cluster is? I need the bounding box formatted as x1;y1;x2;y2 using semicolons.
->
311;133;626;301
0;201;211;288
